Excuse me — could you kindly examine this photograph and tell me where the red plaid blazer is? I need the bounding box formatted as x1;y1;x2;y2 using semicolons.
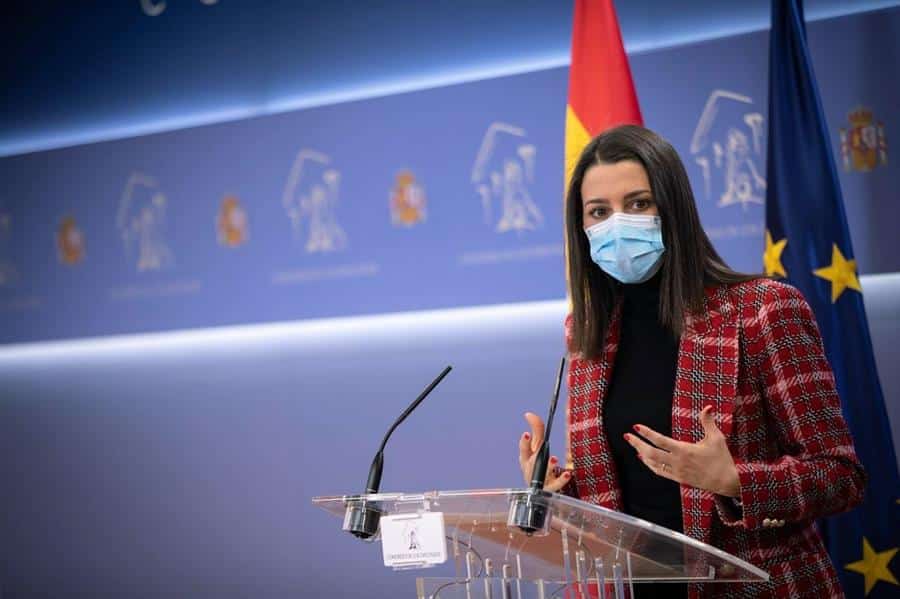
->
565;278;865;598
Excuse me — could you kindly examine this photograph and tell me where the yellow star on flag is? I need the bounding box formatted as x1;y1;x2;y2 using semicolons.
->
763;230;788;277
813;244;862;302
845;537;898;596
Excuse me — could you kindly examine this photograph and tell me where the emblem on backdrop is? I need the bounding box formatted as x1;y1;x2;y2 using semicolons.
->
389;171;427;227
471;122;542;233
690;90;766;209
57;215;85;265
281;149;347;254
216;195;249;247
117;172;176;272
0;205;17;285
839;106;888;172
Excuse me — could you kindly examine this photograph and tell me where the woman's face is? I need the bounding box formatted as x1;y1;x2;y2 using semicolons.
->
580;160;658;229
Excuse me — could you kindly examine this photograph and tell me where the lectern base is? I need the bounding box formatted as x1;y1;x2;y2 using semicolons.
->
417;574;634;599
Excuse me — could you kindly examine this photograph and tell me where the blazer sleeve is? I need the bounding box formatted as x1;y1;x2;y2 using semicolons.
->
716;281;866;530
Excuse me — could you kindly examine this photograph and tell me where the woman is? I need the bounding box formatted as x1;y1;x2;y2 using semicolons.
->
517;125;865;598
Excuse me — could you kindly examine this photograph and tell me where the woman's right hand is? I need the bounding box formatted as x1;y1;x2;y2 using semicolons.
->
518;411;572;492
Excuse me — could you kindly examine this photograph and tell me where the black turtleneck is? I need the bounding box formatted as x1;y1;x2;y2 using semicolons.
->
603;274;687;597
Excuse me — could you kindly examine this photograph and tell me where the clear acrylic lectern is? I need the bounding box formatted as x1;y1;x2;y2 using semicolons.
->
313;488;768;598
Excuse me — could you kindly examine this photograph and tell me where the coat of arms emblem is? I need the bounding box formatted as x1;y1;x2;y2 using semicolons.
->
57;215;85;265
390;171;426;227
217;195;248;247
839;107;888;172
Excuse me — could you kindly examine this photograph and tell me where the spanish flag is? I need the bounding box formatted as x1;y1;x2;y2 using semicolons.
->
565;0;642;472
565;0;642;187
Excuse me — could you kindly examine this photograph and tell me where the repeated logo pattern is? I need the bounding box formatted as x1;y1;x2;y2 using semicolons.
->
839;106;888;173
690;90;766;210
282;149;348;254
57;215;85;265
471;122;542;233
117;173;175;272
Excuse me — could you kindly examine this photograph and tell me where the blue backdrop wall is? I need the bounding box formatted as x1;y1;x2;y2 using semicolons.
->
5;0;899;158
2;6;898;342
1;2;899;598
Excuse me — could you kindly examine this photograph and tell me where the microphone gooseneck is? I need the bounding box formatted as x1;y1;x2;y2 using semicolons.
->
510;355;567;536
529;356;566;490
345;365;453;540
365;365;452;494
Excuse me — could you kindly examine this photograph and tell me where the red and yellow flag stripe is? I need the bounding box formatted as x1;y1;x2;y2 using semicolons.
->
565;0;643;188
564;0;642;470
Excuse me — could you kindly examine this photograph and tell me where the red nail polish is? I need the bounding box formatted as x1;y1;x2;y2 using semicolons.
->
633;425;641;433
550;457;558;463
523;433;530;440
564;472;571;478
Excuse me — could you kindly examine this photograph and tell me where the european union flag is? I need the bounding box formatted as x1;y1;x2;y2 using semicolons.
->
765;0;899;596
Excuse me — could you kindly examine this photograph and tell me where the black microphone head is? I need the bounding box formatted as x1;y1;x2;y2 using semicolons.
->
343;500;382;540
508;490;552;536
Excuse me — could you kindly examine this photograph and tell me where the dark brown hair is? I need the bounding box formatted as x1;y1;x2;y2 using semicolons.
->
566;125;757;358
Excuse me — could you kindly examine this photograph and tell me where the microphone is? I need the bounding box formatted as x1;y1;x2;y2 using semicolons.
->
529;356;566;490
344;365;453;540
509;356;566;536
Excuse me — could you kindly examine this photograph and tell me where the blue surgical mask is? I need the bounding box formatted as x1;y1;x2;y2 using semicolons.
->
585;213;665;284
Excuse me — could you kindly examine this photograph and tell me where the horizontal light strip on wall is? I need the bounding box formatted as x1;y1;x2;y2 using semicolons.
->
0;299;569;365
1;272;897;364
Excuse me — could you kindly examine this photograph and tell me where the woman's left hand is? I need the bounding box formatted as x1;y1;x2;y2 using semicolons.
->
624;405;740;497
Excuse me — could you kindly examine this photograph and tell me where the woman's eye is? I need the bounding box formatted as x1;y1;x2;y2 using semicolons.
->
588;207;608;219
630;199;651;211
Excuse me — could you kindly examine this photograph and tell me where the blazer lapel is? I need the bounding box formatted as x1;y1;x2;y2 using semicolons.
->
568;305;624;511
673;285;740;547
